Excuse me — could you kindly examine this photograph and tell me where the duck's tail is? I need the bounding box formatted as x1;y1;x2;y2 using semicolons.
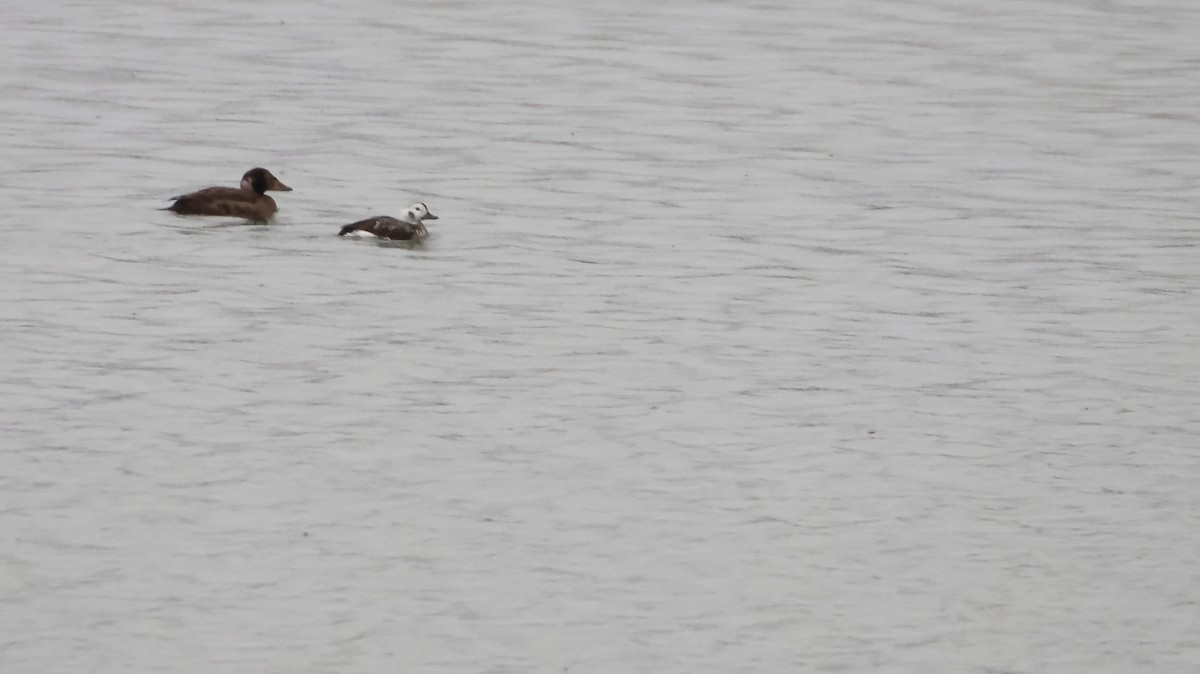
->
338;224;358;237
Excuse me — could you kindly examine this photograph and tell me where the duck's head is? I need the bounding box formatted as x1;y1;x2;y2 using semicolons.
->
407;202;438;221
241;168;292;195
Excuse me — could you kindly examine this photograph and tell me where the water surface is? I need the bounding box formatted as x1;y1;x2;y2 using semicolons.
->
2;1;1199;672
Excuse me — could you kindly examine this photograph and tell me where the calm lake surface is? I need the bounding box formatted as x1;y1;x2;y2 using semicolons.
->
2;1;1199;672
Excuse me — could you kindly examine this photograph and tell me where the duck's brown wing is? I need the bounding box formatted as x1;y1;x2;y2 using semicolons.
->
168;186;253;203
167;189;276;220
338;216;423;240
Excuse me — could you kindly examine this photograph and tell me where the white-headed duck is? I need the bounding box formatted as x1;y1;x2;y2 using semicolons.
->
337;202;439;240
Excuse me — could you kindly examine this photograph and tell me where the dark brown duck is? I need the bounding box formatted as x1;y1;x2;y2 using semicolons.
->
165;168;292;222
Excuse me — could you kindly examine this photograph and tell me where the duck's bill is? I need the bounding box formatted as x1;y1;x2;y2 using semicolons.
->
270;180;293;191
425;213;439;220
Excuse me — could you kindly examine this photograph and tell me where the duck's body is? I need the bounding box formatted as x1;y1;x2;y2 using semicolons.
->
165;168;291;222
338;202;439;240
338;215;428;240
167;188;281;221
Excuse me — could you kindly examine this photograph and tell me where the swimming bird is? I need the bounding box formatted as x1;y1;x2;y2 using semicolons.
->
164;167;292;222
337;202;439;240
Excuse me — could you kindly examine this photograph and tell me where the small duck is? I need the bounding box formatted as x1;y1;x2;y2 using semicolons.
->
165;167;292;222
337;202;439;240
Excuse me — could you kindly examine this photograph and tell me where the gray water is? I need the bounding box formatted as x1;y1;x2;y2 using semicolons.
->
2;1;1199;672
